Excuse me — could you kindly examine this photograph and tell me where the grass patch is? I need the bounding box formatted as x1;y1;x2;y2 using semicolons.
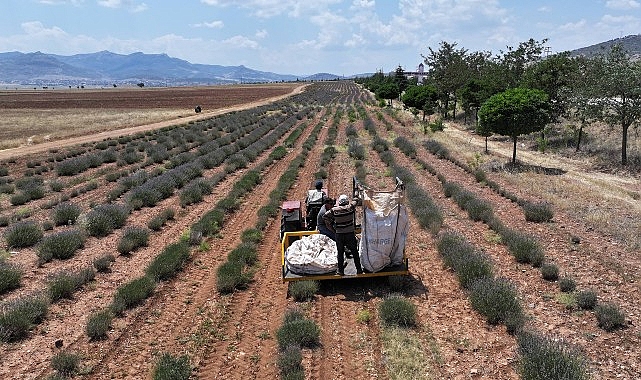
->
152;352;191;380
381;326;429;380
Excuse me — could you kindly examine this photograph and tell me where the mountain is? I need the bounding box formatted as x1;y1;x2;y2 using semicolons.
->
569;34;641;58
0;50;307;86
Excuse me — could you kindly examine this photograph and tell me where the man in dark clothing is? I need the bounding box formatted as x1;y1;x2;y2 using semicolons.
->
316;197;336;241
323;194;363;276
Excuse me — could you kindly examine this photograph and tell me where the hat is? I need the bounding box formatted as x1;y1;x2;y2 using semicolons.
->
338;194;349;205
315;180;323;190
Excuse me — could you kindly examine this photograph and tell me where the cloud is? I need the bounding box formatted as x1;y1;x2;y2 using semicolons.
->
223;35;259;49
200;0;341;18
606;0;640;10
255;29;268;39
193;20;225;28
98;0;148;12
38;0;84;4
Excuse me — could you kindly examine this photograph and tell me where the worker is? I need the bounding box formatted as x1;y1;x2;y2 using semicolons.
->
323;194;363;276
316;197;336;241
305;180;326;205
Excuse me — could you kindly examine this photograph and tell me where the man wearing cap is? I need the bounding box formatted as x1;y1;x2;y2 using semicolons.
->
323;194;363;276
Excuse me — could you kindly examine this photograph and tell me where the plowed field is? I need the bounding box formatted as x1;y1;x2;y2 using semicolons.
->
0;82;639;380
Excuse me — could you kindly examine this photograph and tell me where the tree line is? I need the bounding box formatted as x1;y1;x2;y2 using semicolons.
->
356;39;641;166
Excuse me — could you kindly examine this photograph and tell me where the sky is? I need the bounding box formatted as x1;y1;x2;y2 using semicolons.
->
0;0;640;76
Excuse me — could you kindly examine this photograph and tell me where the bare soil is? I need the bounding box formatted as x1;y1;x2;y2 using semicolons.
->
0;82;639;380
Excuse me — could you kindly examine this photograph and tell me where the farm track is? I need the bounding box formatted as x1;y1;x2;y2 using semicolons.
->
385;111;641;378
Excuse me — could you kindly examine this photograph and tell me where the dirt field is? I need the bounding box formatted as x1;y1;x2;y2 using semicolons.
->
0;83;303;152
0;82;639;379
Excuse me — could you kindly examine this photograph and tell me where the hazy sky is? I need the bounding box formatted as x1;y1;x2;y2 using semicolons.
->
1;0;639;75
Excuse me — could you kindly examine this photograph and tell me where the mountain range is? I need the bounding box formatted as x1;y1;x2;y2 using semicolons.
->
0;50;353;87
1;35;639;87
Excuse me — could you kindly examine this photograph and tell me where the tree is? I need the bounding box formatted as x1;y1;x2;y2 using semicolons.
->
376;82;400;106
401;84;438;121
478;88;551;163
422;41;470;119
590;44;641;165
394;65;409;94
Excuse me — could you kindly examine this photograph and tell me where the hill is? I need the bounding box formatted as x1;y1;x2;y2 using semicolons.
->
569;34;641;58
0;50;326;87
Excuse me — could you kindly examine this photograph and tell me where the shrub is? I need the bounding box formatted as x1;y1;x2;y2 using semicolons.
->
86;309;114;341
378;295;417;327
558;277;576;293
288;280;319;302
576;290;598;310
9;192;29;206
37;229;86;264
117;226;150;255
47;272;80;301
523;202;554;223
111;276;155;316
145;242;190;282
51;351;81;377
5;221;43;248
594;303;625;332
216;260;251;294
148;208;175;231
93;253;116;273
241;228;263;244
0;262;22;294
278;345;304;379
501;229;545;267
276;316;320;351
0;295;49;342
517;331;589;380
465;197;494;223
540;263;559;281
85;204;129;237
152;352;191;380
469;277;523;330
437;232;493;289
227;242;258;266
49;179;65;192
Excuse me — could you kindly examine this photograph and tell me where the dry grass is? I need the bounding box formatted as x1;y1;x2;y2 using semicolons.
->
417;118;641;251
0;108;189;150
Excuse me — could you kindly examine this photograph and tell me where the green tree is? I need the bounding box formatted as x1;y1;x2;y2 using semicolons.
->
377;82;400;106
590;44;641;165
401;84;438;121
394;65;409;94
423;41;470;119
478;88;551;163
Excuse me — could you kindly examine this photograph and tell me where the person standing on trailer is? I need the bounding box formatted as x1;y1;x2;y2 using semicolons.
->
323;194;363;276
316;197;336;241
